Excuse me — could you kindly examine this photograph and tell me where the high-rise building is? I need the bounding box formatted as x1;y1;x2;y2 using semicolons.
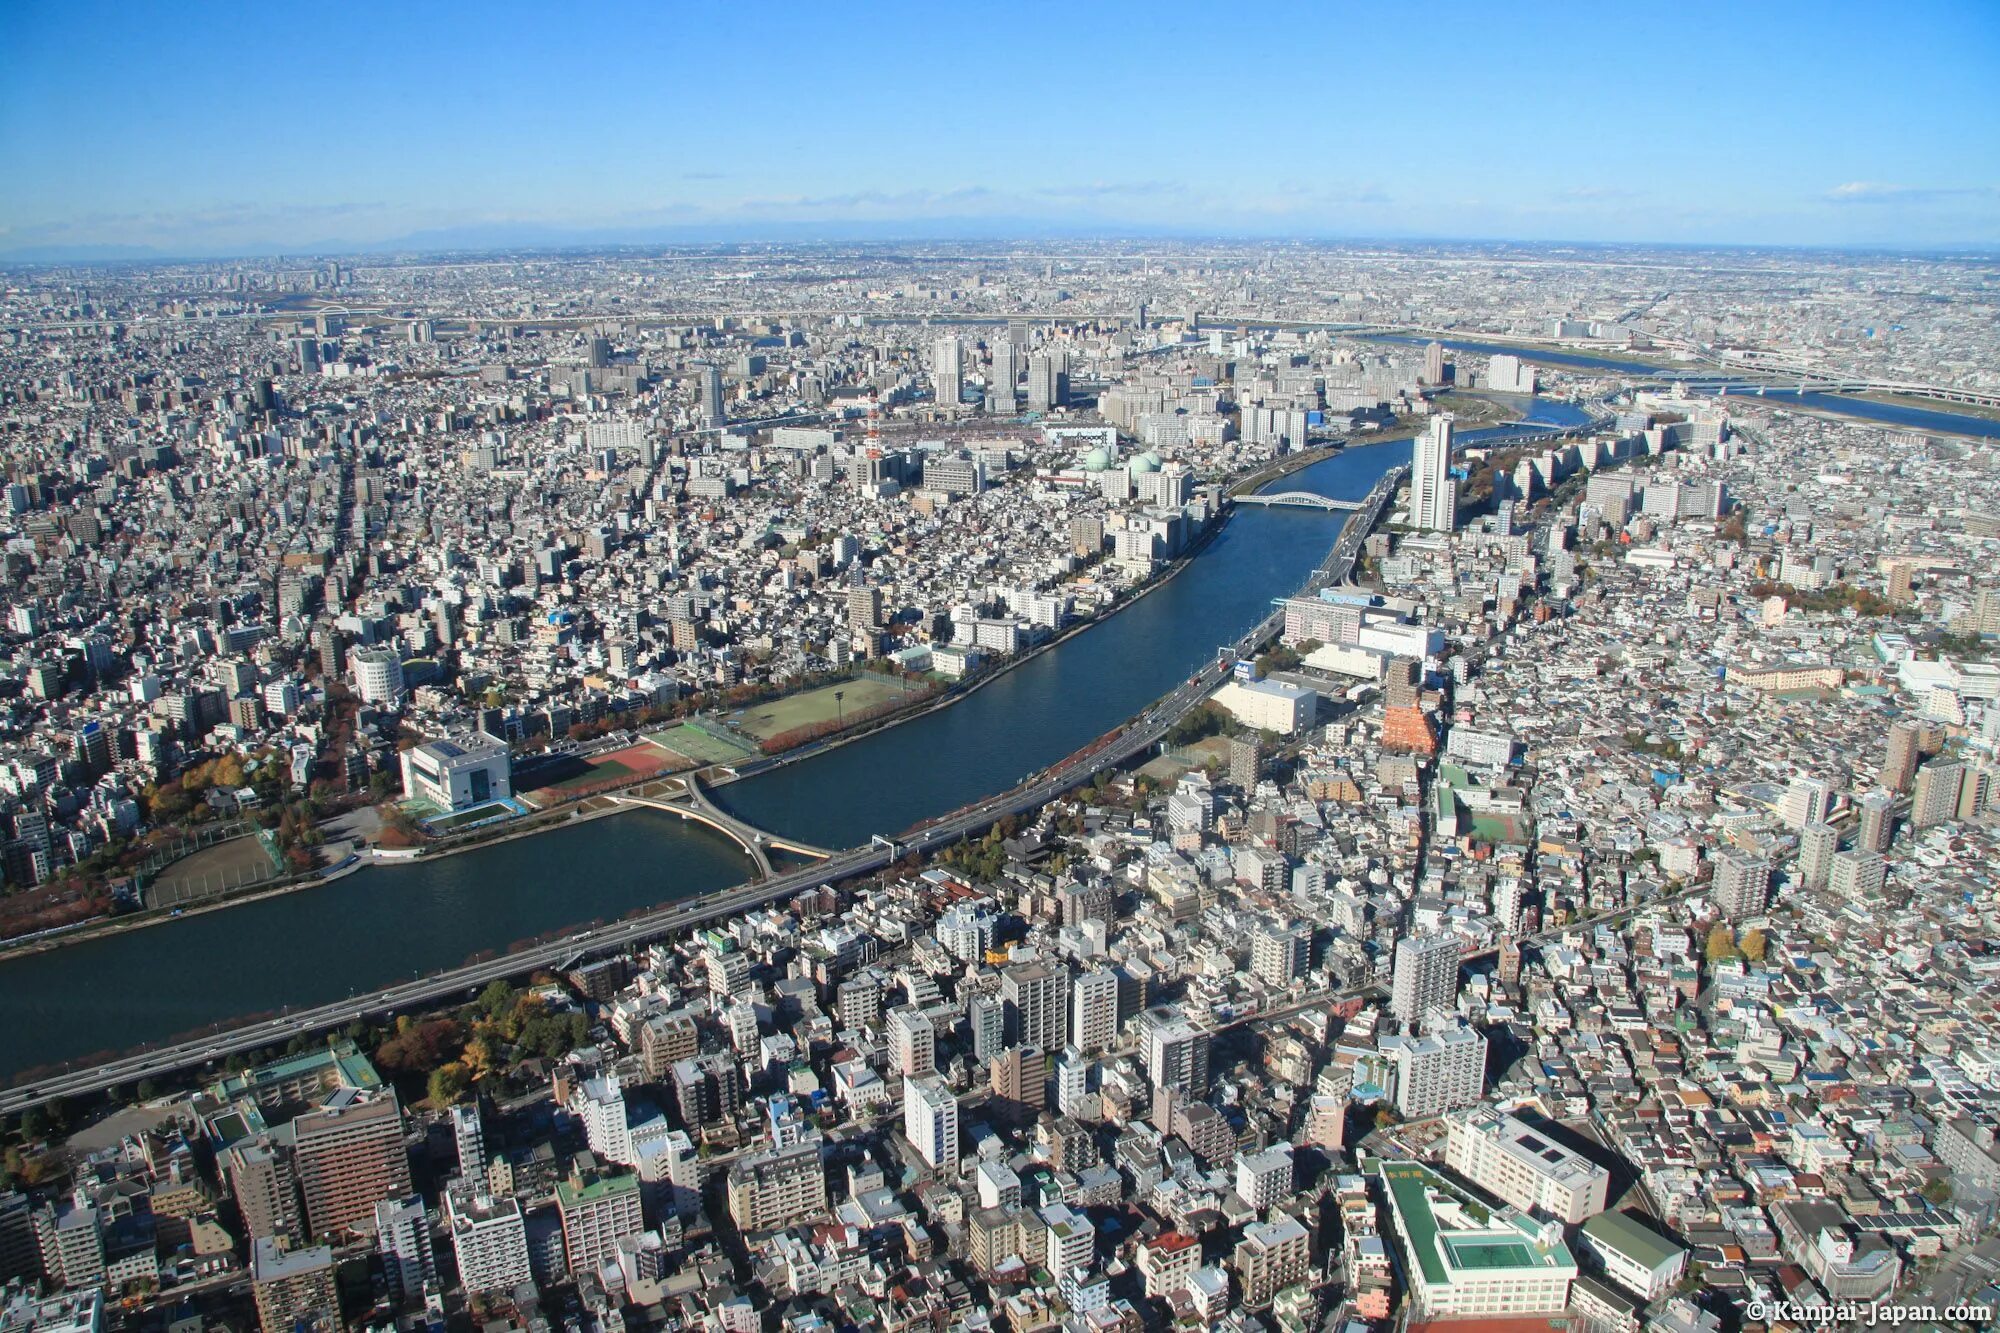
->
1412;415;1459;533
1137;1005;1211;1101
888;1004;936;1078
1384;1026;1487;1118
1913;761;1965;829
1229;735;1263;790
699;363;726;429
251;1239;339;1333
1711;847;1772;919
1423;340;1446;384
904;1076;960;1171
1234;1215;1311;1310
1001;962;1068;1052
372;1196;435;1305
1027;353;1063;412
555;1169;644;1278
1828;849;1887;899
451;1102;486;1179
1069;965;1120;1054
1881;722;1921;793
223;1139;304;1247
1778;776;1832;831
967;991;1005;1062
1234;1145;1295;1211
1443;1108;1610;1225
446;1191;532;1295
576;1073;635;1166
1054;1046;1092;1117
989;340;1020;413
1857;789;1895;852
1798;822;1837;889
933;336;963;411
1251;921;1310;987
290;1090;412;1240
725;1142;828;1233
1391;933;1461;1027
989;1044;1047;1120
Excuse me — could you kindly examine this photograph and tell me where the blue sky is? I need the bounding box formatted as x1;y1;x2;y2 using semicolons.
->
2;0;1996;256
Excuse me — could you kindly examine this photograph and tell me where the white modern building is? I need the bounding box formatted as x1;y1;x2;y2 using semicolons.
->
904;1076;959;1171
1443;1107;1610;1225
400;732;513;811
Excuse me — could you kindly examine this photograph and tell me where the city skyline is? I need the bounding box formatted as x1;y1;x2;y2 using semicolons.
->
2;0;1998;259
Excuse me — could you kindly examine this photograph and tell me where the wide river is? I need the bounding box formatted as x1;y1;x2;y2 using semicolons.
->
0;405;1593;1080
1367;335;2000;441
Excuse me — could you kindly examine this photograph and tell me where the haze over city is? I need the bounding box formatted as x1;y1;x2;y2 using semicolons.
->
2;0;1999;259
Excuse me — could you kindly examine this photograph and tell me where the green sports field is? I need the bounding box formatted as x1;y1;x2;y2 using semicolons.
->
648;721;760;766
734;676;911;742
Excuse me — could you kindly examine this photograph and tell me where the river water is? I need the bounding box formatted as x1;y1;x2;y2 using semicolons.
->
0;408;1588;1080
1369;335;2000;441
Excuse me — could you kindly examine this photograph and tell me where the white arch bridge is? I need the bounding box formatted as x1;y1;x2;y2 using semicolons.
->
1232;491;1364;512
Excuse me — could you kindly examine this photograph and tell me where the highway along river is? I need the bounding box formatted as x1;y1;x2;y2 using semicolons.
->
0;415;1582;1081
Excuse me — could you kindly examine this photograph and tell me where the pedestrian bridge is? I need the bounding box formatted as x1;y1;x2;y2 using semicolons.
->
1233;491;1363;511
611;774;833;878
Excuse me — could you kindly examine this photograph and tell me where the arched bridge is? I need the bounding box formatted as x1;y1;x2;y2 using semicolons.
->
1233;491;1364;511
611;773;833;878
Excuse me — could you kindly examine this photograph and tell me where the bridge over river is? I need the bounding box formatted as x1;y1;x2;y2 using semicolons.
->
609;773;833;877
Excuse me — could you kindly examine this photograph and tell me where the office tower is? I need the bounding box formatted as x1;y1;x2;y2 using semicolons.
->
1235;1215;1311;1310
577;1073;635;1166
1069;965;1120;1053
251;1238;339;1333
1391;932;1462;1027
224;1139;304;1246
1229;735;1263;790
967;992;1005;1062
451;1102;486;1178
1251;921;1310;987
990;340;1020;412
699;363;726;429
1234;1144;1295;1211
290;1090;412;1240
1881;722;1921;793
888;1004;937;1077
725;1142;828;1233
1828;849;1887;899
1778;776;1832;831
904;1076;960;1170
1001;962;1068;1052
556;1169;644;1277
372;1196;435;1304
990;1044;1047;1120
1913;761;1965;829
1412;415;1459;533
1711;847;1772;919
1137;1005;1211;1100
1027;353;1062;411
447;1192;531;1295
1797;822;1837;890
1857;789;1894;852
1423;340;1446;384
933;336;963;411
1385;1025;1487;1117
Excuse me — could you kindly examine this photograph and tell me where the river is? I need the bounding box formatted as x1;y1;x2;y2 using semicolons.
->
0;407;1586;1081
1367;334;2000;441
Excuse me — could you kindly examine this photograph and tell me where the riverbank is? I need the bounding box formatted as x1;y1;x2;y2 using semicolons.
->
0;465;1259;963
